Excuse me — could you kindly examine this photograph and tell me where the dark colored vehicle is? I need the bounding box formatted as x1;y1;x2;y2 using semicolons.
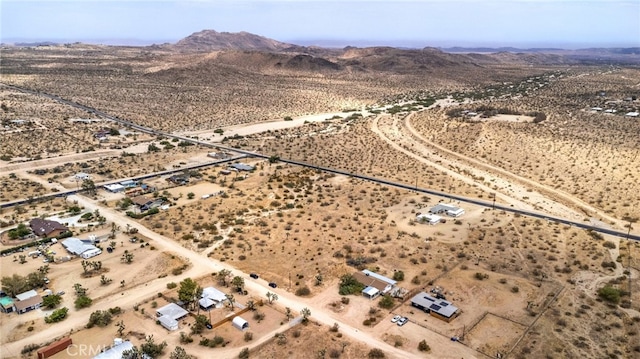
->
205;323;213;329
250;273;259;279
268;282;277;288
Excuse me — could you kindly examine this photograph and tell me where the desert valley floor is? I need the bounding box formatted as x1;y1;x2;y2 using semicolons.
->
1;37;639;359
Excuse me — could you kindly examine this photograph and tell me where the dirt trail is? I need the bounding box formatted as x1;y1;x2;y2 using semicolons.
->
371;115;536;212
402;111;626;230
1;193;479;359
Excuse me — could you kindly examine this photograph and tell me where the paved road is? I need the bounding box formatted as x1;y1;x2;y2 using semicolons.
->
2;83;637;242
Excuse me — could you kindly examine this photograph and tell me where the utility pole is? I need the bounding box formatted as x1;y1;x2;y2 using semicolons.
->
627;221;633;307
492;193;496;210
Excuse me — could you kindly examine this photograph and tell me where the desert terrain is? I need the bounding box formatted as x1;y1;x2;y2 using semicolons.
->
1;31;639;359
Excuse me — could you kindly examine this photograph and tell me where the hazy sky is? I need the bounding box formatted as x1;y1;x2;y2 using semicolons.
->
2;0;639;48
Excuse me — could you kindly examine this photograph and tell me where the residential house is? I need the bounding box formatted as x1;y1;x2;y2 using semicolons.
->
166;174;189;185
131;195;163;212
410;292;460;322
199;287;228;310
0;296;15;313
230;163;255;172
156;303;188;331
352;270;397;298
14;291;42;314
30;218;68;238
429;203;465;217
61;237;101;257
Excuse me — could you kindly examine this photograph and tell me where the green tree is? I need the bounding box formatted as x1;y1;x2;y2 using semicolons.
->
121;250;134;264
187;192;195;200
8;223;31;239
217;269;231;287
170;346;195;359
44;307;68;323
73;283;87;297
378;294;395;309
86;310;113;328
338;274;365;295
42;294;62;309
418;340;431;352
191;315;209;335
178;278;198;306
597;285;622;304
75;296;93;309
301;307;311;323
2;274;30;296
26;271;46;288
140;335;167;358
392;271;404;281
232;276;245;291
81;179;97;195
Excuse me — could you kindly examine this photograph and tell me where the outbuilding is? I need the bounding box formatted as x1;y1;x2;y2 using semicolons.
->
416;213;442;225
231;316;249;331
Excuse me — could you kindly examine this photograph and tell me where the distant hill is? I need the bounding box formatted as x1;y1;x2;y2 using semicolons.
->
173;29;293;52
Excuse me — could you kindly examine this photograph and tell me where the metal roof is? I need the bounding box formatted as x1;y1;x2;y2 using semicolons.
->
362;270;397;286
16;290;38;301
62;237;98;255
156;303;188;320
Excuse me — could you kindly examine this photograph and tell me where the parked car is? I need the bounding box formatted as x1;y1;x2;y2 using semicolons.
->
56;291;65;296
397;317;408;326
268;282;277;288
205;323;213;330
249;273;259;279
391;315;402;323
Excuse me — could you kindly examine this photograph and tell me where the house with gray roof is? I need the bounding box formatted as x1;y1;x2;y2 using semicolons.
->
410;292;460;322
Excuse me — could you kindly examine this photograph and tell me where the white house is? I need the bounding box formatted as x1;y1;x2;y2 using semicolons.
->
199;287;228;310
156;303;188;331
74;172;91;180
62;237;101;258
429;203;465;217
416;213;442;225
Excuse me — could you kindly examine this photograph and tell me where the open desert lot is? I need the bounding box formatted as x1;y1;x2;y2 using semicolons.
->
1;34;640;359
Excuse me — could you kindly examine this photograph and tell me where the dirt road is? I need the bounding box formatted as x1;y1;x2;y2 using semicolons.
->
1;193;479;358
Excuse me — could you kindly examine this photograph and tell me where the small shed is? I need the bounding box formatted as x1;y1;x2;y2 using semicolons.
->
231;316;249;331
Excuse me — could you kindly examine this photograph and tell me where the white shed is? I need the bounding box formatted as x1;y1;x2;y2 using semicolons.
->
81;248;102;259
231;316;249;331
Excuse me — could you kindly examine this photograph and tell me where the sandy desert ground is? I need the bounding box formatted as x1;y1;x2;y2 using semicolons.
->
1;44;639;359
